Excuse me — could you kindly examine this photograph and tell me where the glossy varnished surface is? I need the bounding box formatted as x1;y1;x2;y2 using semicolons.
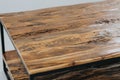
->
1;0;120;75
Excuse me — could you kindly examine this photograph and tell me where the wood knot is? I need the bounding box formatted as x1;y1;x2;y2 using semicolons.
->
88;30;112;44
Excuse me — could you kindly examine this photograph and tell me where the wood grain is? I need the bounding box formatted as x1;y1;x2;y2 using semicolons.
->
1;0;120;75
33;57;120;80
4;51;29;80
4;51;120;80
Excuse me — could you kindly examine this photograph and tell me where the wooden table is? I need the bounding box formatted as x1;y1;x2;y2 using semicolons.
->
1;0;120;80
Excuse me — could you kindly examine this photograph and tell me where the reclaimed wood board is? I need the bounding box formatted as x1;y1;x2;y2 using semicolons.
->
3;51;120;80
32;57;120;80
4;50;29;80
1;0;120;78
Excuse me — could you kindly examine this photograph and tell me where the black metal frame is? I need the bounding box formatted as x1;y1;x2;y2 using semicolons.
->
0;21;5;53
0;21;11;80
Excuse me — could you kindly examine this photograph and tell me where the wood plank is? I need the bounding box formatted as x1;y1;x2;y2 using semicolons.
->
4;51;120;80
1;0;120;75
4;50;29;80
33;57;120;80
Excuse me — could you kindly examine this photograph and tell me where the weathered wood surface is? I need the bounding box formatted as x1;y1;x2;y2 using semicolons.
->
34;58;120;80
1;0;120;75
4;51;29;80
4;52;120;80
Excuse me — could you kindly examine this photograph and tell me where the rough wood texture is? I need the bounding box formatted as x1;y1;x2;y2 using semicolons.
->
33;58;120;80
4;51;29;80
1;0;120;76
4;51;120;80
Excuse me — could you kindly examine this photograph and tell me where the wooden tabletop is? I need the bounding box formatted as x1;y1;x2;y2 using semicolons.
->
1;0;120;75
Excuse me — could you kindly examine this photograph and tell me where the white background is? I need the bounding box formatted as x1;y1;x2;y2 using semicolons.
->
0;0;103;80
